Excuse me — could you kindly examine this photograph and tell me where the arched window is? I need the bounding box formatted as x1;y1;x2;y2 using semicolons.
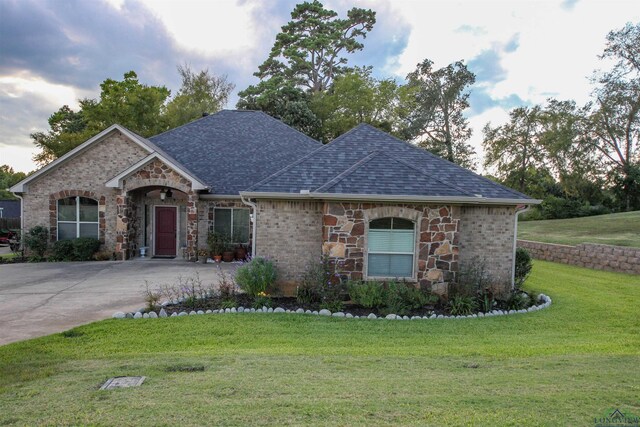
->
368;217;415;278
57;197;99;240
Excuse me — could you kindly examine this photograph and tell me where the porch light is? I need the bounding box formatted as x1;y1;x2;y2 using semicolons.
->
160;189;167;201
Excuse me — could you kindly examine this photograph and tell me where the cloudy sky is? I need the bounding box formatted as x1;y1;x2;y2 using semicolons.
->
1;0;638;173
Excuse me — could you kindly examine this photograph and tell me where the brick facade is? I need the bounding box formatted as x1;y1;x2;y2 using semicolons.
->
23;131;149;251
459;206;517;296
254;200;323;293
518;240;640;275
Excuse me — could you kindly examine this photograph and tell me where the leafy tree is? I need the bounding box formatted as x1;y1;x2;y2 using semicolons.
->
586;22;640;210
483;106;548;195
311;67;410;141
403;59;477;169
81;71;170;136
0;165;27;200
31;68;232;165
255;0;376;93
237;0;375;136
164;64;234;128
236;76;321;138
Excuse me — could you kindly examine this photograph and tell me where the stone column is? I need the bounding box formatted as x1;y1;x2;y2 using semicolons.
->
115;192;130;260
186;191;199;260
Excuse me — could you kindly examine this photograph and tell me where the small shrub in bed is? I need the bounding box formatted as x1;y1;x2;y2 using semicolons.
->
347;280;385;308
24;225;49;261
73;237;101;261
235;257;277;296
297;255;345;310
381;281;437;316
50;240;75;261
448;295;478;315
514;248;533;289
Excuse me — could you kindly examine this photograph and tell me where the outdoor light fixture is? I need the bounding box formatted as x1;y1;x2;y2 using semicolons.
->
160;189;167;201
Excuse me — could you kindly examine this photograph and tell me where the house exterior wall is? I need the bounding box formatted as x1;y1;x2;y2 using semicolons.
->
22;131;149;251
322;202;460;296
458;205;517;296
255;200;323;293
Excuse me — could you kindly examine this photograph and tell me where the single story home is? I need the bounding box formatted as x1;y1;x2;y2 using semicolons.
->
11;110;539;296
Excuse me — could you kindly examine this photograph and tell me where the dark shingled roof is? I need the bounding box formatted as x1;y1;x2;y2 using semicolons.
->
0;200;20;218
149;110;321;195
248;123;534;201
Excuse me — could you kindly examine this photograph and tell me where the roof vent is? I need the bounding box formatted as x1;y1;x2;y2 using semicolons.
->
300;189;310;194
474;194;483;197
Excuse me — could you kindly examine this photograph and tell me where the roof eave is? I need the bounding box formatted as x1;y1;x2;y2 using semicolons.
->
240;191;542;205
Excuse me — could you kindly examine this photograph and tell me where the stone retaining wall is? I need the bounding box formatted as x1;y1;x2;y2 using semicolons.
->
517;240;640;275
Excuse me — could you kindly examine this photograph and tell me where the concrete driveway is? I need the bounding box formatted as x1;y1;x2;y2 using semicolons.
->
0;259;235;345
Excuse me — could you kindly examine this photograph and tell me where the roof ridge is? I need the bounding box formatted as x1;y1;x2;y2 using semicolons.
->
252;110;321;146
314;151;383;192
148;110;224;141
356;123;530;199
244;142;330;191
384;152;477;197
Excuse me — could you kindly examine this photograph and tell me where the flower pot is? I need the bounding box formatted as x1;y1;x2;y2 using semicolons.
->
213;255;222;263
222;251;235;262
198;255;208;264
235;247;247;261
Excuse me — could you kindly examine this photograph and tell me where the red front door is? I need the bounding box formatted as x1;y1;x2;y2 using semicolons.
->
155;206;177;257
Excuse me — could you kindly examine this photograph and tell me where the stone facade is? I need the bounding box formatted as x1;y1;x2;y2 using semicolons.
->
22;131;149;251
518;240;640;275
322;202;459;295
255;200;323;293
458;206;517;296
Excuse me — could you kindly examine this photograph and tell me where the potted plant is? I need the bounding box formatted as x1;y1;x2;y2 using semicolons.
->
197;248;209;264
235;243;248;261
222;239;235;263
207;232;225;262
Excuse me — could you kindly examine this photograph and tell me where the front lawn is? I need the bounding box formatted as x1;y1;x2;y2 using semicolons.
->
518;210;640;247
1;261;638;426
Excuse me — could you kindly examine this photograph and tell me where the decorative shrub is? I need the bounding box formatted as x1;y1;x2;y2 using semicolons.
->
514;248;533;289
207;232;226;256
73;237;101;261
448;295;478;315
235;257;277;296
252;292;273;309
503;291;529;310
381;281;437;316
347;280;385;308
50;240;75;261
297;255;344;309
24;225;49;260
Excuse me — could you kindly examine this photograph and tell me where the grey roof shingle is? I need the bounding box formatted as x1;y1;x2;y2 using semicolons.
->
149;110;321;195
247;123;535;201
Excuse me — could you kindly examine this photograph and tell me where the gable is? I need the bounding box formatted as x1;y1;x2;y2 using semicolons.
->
16;128;151;195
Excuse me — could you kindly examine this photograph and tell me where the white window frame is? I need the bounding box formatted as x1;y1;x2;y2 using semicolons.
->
213;207;250;244
366;218;416;280
57;196;99;240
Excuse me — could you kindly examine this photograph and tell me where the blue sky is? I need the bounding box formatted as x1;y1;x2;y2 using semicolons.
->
1;0;638;173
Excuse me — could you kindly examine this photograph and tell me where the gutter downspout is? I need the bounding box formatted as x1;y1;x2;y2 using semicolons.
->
512;204;531;288
14;193;24;252
240;194;258;259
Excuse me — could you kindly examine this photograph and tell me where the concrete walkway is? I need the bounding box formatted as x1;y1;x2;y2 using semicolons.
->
0;259;236;346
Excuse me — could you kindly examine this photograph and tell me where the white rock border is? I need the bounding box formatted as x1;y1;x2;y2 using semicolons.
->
113;294;552;320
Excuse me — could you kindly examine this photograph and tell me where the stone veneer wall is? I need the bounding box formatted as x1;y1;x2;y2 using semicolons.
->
255;200;323;293
322;202;459;295
518;240;640;275
458;206;517;296
22;131;149;251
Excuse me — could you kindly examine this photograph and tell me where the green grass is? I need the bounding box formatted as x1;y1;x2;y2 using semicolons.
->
518;211;640;247
1;261;639;426
0;251;18;260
